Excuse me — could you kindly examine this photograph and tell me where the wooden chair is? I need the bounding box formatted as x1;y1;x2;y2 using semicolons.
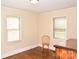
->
41;35;50;53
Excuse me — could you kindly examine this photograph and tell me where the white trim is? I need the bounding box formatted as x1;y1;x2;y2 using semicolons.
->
1;45;38;58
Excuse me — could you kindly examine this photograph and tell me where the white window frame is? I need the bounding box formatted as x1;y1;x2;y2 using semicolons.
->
6;16;21;42
53;16;67;39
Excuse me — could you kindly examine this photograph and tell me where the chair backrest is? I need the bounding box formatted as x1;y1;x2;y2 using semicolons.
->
42;35;50;44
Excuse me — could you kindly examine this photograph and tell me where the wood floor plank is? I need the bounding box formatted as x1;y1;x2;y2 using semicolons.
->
3;47;56;59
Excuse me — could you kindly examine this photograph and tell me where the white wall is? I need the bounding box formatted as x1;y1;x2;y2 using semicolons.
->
1;6;77;57
38;7;77;50
1;6;39;55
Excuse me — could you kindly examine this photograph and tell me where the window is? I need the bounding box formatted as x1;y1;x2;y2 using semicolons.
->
53;17;67;39
7;16;20;42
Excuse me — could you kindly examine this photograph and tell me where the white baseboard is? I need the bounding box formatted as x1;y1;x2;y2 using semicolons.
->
2;45;38;58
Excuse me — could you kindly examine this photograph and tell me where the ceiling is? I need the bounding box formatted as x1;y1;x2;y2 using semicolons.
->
1;0;77;13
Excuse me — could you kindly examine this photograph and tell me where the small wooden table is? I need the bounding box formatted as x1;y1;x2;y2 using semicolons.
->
54;45;77;59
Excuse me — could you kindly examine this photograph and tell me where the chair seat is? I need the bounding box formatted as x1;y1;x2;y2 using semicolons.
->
43;43;49;46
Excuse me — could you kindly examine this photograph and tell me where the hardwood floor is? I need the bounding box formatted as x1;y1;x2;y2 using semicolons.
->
3;47;56;59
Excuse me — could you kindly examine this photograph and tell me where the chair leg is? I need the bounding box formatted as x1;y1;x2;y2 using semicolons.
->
46;45;50;55
42;44;45;54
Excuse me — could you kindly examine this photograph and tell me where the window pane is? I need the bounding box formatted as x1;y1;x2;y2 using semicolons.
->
7;17;19;29
55;31;66;39
55;18;66;29
8;31;20;41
